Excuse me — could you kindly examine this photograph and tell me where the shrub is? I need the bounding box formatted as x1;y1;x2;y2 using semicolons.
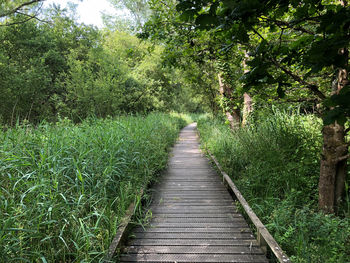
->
197;108;350;262
0;113;186;262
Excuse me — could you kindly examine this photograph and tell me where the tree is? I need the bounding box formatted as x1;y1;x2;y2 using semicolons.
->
0;0;45;26
175;0;350;213
141;0;246;125
108;0;150;30
0;4;101;123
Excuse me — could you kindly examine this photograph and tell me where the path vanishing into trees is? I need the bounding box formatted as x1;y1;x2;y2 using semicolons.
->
119;123;268;262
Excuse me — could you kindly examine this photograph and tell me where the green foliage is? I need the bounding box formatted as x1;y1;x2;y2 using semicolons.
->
175;0;350;124
108;0;150;30
324;85;350;125
0;0;44;25
197;108;350;262
0;3;200;125
141;1;224;114
0;7;101;124
0;113;187;262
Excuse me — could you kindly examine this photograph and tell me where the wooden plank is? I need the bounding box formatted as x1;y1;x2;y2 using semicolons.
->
131;232;255;239
125;245;264;254
152;198;234;203
104;190;143;262
150;208;237;214
119;254;268;262
158;182;225;187
119;123;269;263
149;213;242;218
207;150;291;263
165;169;217;176
142;222;249;228
148;217;246;223
152;194;232;199
132;227;251;233
153;201;235;206
129;239;259;246
154;186;227;191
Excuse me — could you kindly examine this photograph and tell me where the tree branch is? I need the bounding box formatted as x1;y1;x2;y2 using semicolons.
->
260;17;316;35
14;10;50;24
0;15;34;26
271;59;326;100
250;28;326;100
0;0;44;18
251;28;266;41
0;2;48;26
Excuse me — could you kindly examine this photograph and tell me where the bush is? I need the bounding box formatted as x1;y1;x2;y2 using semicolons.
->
197;108;350;262
0;113;187;262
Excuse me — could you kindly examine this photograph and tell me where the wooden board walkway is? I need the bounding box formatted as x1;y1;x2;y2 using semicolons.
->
119;123;268;263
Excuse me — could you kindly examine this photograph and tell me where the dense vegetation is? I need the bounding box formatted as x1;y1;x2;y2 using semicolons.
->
1;1;349;262
0;3;208;125
0;113;186;262
197;109;350;262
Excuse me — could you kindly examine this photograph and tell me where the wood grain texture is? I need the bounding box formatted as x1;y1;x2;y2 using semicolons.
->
119;123;269;263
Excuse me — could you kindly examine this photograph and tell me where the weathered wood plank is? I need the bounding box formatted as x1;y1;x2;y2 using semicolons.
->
207;150;291;263
125;246;264;254
119;123;268;263
131;232;255;239
148;213;241;218
128;239;259;246
119;254;268;262
132;227;251;233
148;217;246;223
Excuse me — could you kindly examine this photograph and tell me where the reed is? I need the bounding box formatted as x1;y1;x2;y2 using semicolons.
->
0;113;187;262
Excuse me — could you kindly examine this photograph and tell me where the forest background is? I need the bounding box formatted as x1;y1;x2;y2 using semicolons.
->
0;0;349;262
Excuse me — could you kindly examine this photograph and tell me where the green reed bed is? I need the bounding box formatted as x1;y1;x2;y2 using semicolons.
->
0;113;186;262
197;109;350;263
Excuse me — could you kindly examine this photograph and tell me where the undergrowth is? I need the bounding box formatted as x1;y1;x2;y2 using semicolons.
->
197;108;350;263
0;113;187;262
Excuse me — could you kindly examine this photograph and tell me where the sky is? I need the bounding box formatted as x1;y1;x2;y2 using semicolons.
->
43;0;126;28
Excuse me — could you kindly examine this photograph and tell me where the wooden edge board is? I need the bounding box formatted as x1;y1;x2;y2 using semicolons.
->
104;189;144;262
206;149;291;263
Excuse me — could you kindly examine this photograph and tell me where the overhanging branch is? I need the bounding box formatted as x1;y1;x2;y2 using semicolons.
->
0;0;44;18
0;1;48;26
260;17;316;35
271;59;326;100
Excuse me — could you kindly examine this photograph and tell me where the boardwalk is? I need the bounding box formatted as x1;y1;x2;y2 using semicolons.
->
119;123;268;263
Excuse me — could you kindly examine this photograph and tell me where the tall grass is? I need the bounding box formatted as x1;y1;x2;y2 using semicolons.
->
0;113;187;262
197;108;350;263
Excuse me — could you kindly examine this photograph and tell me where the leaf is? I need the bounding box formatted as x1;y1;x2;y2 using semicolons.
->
277;83;285;98
323;108;346;125
176;1;194;12
195;14;219;29
255;40;268;54
222;0;236;9
179;10;197;22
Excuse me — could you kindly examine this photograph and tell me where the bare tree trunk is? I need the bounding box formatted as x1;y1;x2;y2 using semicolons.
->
218;73;240;129
242;51;253;127
319;123;348;213
242;92;252;127
318;47;348;213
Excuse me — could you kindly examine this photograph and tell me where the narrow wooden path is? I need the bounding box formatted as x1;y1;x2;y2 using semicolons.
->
119;123;268;263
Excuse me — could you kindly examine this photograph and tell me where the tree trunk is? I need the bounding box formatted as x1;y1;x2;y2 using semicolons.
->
218;73;240;129
319;123;348;213
242;92;252;127
318;47;348;213
242;50;253;127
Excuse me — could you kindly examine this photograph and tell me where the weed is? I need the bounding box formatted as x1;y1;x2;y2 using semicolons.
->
0;113;187;262
197;108;350;262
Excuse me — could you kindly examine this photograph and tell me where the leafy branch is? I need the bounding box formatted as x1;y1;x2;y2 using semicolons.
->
0;0;44;18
